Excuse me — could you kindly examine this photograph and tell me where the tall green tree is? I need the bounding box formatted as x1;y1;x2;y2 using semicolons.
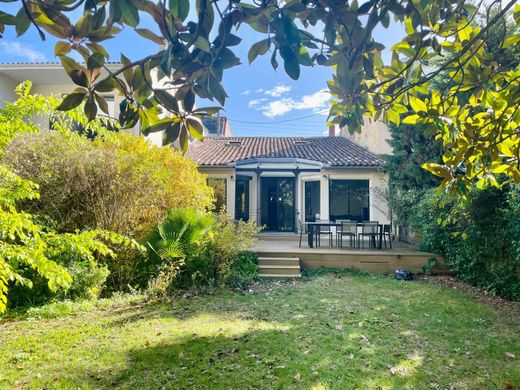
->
0;0;519;192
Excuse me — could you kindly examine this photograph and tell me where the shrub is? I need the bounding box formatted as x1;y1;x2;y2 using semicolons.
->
175;214;261;289
0;165;139;312
226;252;259;289
409;186;520;301
143;208;215;290
3;131;214;291
143;209;261;290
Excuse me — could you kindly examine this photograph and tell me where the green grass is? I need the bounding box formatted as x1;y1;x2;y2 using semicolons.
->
1;274;519;389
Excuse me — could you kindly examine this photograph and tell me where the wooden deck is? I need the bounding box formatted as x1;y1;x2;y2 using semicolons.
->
252;233;446;274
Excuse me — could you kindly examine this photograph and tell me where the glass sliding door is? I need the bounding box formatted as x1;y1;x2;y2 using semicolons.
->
304;181;321;221
260;177;295;231
234;177;250;221
329;180;369;222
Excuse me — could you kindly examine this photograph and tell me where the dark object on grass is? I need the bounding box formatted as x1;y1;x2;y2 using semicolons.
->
395;269;414;281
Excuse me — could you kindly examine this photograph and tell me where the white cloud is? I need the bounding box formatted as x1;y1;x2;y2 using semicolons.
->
241;90;251;95
0;41;46;62
254;84;293;98
263;84;292;97
248;98;268;108
258;90;330;118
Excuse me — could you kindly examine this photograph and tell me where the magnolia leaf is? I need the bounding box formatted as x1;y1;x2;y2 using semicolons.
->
409;96;427;113
94;93;110;115
155;89;179;113
184;89;195;112
402;114;421;124
186;117;204;140
179;122;188;152
248;39;270;64
56;93;85;111
163;121;181;145
280;45;300;80
421;163;450;178
169;0;190;21
142;118;174;136
70;69;89;88
95;77;115;93
84;96;98;121
54;41;71;56
135;28;164;45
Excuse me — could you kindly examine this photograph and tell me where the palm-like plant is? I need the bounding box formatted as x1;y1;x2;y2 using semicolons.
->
146;208;215;276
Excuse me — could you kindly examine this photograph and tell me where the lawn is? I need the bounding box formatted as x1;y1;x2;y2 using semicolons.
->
1;273;519;389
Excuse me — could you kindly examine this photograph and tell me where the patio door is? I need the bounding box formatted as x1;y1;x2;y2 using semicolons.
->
260;177;295;232
304;181;321;221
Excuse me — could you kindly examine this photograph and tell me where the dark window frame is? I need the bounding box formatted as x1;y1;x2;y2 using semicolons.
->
328;179;370;222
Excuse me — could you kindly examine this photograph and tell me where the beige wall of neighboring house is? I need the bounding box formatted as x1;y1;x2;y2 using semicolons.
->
341;120;393;155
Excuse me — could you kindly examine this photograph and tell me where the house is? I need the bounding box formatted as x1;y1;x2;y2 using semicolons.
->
186;134;390;232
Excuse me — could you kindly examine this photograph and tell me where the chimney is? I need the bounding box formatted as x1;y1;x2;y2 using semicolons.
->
328;125;335;137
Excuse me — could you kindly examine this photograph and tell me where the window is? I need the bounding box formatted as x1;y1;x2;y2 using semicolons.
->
329;180;369;222
304;181;320;221
207;178;227;212
234;178;250;221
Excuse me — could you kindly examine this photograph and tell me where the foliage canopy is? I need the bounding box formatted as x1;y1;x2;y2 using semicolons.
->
0;0;519;192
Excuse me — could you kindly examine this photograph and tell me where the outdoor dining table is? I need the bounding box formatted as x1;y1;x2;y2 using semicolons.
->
305;221;384;250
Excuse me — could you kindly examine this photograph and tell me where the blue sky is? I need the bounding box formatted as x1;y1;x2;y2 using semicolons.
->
0;5;405;136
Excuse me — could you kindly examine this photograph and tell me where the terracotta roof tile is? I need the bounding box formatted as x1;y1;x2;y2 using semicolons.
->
186;137;383;167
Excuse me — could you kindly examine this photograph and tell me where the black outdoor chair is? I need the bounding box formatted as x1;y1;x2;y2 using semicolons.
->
337;221;357;248
358;222;379;249
382;224;392;249
316;221;333;247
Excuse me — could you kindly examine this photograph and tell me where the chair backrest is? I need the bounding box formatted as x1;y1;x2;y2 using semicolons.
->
318;222;331;232
383;224;391;233
362;222;378;234
341;221;357;234
299;219;307;233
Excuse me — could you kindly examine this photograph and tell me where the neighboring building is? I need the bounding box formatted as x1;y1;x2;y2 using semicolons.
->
340;120;392;155
202;116;233;137
0;62;233;144
186;136;390;232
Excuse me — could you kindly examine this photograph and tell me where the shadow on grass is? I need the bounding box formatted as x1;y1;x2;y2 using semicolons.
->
89;324;429;389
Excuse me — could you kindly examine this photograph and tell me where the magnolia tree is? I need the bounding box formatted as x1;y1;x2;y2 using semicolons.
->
0;0;519;193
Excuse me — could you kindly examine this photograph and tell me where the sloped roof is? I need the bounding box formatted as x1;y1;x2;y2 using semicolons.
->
186;136;383;168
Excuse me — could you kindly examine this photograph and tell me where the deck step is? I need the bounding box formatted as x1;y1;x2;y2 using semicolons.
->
258;273;302;278
257;257;301;278
258;257;300;266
